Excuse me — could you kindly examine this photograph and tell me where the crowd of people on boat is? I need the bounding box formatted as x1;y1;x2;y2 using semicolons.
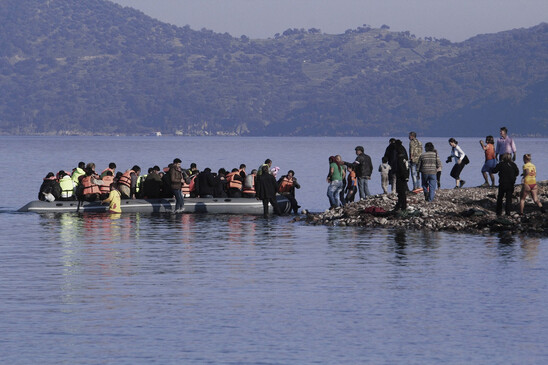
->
327;126;545;216
38;158;301;216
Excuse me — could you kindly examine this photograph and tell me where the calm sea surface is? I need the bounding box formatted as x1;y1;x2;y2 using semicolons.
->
1;136;548;364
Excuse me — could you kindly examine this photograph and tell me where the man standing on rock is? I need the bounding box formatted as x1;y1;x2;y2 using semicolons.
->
408;131;423;191
393;140;410;211
495;126;517;162
345;146;373;200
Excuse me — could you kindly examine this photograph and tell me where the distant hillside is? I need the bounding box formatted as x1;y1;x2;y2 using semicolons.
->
0;0;546;136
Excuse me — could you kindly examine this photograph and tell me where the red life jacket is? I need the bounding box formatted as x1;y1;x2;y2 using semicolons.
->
278;176;294;193
118;170;134;188
226;171;243;190
99;175;114;194
81;175;101;196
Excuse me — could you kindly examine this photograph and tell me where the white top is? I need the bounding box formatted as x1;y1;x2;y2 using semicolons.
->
449;145;466;163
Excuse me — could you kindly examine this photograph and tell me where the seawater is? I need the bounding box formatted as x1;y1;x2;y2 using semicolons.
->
1;136;548;364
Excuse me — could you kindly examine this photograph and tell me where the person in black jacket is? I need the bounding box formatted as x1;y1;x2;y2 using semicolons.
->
38;172;62;201
492;153;519;216
345;145;373;200
143;166;162;199
393;140;409;212
196;168;216;198
256;165;282;218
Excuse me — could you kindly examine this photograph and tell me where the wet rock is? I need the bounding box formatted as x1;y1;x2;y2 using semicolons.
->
304;181;548;236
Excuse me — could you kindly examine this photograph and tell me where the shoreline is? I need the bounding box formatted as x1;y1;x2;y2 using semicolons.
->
298;181;548;236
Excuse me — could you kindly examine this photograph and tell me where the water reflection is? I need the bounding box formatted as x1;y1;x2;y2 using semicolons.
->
520;235;540;262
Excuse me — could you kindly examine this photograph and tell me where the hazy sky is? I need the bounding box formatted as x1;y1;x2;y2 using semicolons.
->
110;0;547;42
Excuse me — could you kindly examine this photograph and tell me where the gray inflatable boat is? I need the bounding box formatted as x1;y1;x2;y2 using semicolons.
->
18;196;292;215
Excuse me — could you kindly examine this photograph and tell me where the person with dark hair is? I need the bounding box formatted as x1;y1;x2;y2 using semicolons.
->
408;131;423;191
479;136;496;187
226;168;244;198
102;183;122;214
447;138;468;188
257;159;272;176
393;140;409;211
345;165;358;202
58;170;76;200
160;164;173;198
495;126;517;162
38;172;62;202
383;138;397;192
345;146;373;200
492;153;519;216
214;168;228;198
169;159;184;212
327;155;346;208
186;162;199;177
277;170;301;213
100;162;117;178
239;164;247;180
195;168;216;198
256;165;282;218
143;166;163;199
71;161;86;186
99;170;115;200
418;142;441;202
79;164;102;202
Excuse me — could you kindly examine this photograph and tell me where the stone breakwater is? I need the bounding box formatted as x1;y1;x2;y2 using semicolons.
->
298;181;548;236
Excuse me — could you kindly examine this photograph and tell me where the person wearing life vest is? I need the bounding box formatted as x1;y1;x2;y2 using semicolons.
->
100;162;117;179
186;162;199;178
80;166;102;202
118;165;141;199
71;161;86;186
58;170;76;201
99;170;115;199
135;172;146;198
242;169;257;198
277;170;301;214
226;168;244;198
182;174;198;198
256;159;272;176
239;164;247;180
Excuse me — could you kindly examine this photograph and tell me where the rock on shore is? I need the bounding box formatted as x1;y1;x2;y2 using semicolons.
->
299;181;548;236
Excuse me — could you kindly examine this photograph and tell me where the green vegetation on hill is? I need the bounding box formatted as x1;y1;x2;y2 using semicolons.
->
0;0;546;136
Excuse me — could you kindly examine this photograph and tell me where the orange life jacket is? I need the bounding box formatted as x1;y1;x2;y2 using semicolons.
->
100;175;114;194
181;175;197;196
226;171;243;190
347;170;357;187
278;176;294;193
81;175;101;196
118;170;134;188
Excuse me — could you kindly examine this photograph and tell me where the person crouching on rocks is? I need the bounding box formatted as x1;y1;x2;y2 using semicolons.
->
519;154;546;215
492;153;519;216
447;138;468;189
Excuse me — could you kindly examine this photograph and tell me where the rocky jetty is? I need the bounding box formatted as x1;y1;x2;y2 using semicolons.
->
299;181;548;236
